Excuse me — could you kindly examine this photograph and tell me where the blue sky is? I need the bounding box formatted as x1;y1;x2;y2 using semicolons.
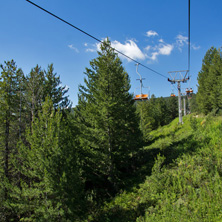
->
1;0;222;106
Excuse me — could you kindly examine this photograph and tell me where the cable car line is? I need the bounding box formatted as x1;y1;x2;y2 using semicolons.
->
25;0;168;79
188;0;191;74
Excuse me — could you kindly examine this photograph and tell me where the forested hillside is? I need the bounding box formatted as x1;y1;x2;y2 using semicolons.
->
0;42;222;221
86;115;222;221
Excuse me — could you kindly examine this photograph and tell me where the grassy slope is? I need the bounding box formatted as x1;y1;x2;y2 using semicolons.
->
87;115;222;222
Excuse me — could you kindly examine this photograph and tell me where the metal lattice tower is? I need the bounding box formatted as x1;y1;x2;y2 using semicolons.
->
168;70;189;124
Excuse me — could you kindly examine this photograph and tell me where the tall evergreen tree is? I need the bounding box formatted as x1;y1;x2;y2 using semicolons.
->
25;65;45;124
12;98;83;221
76;39;142;197
44;64;71;109
208;49;222;111
196;47;220;114
0;60;25;220
24;63;71;130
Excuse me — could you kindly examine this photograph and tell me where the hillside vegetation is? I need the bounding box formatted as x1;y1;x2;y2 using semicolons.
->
1;43;222;221
88;114;222;221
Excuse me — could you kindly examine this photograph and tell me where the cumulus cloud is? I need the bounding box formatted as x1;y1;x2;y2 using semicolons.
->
85;39;147;61
148;43;174;61
158;44;174;55
68;44;79;53
111;40;146;61
146;30;158;37
83;32;199;63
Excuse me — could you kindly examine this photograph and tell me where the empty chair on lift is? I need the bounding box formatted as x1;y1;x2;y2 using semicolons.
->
134;94;148;100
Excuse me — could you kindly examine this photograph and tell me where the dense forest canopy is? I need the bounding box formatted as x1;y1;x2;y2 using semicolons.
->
0;44;222;221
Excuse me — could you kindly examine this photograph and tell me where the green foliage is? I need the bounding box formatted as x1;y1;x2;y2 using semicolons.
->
88;115;222;221
76;38;142;199
11;98;84;221
13;98;63;221
189;93;199;113
0;60;79;220
0;60;25;221
196;46;222;114
24;63;71;124
2;45;222;221
44;64;71;109
136;95;178;141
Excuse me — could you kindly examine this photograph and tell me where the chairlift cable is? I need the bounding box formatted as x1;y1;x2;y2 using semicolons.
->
25;0;168;79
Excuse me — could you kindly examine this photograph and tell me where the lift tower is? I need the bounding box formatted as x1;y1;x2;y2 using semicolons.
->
168;70;189;124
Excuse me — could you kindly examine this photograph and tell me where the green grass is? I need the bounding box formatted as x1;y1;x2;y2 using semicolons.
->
86;114;222;222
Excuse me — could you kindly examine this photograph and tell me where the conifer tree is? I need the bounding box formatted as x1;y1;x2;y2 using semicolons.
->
167;96;178;120
208;49;222;111
0;60;25;220
76;39;141;197
196;47;219;114
24;64;71;129
13;98;83;221
25;65;45;124
44;64;71;109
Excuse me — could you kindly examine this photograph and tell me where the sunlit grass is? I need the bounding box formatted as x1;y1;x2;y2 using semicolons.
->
87;115;222;221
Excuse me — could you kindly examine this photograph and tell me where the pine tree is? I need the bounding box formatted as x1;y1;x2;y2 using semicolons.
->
196;47;218;114
208;49;222;111
76;39;141;197
13;98;84;221
0;60;25;220
25;65;45;124
167;96;178;120
24;64;71;129
44;64;71;109
136;100;155;141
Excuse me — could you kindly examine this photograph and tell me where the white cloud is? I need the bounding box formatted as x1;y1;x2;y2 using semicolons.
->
68;44;79;53
83;32;199;63
145;45;151;51
175;34;188;51
175;34;200;52
111;40;147;61
192;44;201;50
150;52;159;61
146;30;158;37
148;43;174;61
84;41;102;52
86;48;96;52
159;44;174;55
176;34;188;44
96;42;102;51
